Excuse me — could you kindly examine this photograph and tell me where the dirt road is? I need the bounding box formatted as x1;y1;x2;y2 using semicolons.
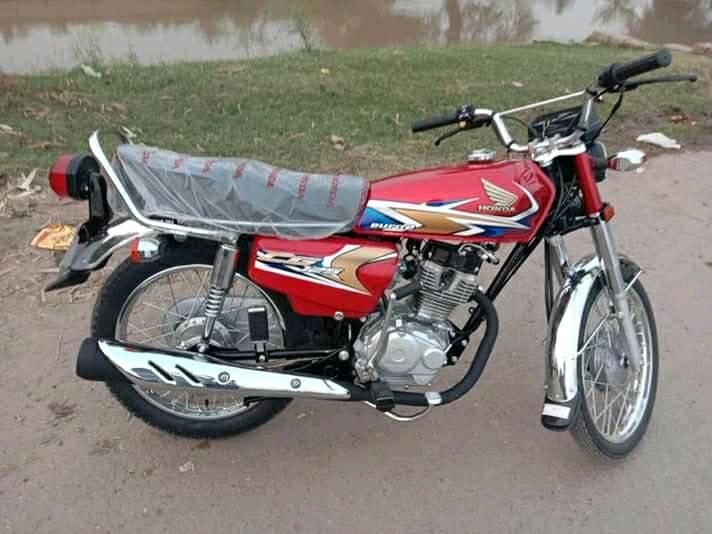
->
1;151;711;533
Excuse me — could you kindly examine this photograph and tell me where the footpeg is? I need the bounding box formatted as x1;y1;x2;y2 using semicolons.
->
369;381;396;412
541;397;579;432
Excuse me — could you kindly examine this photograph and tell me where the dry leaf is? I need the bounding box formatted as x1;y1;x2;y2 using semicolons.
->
330;134;345;151
80;64;103;79
320;67;331;76
109;102;128;113
48;401;76;418
31;223;76;250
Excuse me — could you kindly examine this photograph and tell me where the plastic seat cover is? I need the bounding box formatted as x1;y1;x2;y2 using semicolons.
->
110;144;370;240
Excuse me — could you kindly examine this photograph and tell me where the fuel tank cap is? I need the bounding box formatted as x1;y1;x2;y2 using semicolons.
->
467;148;497;163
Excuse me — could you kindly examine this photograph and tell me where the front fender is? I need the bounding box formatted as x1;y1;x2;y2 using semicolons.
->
544;255;600;404
544;253;640;405
45;218;154;291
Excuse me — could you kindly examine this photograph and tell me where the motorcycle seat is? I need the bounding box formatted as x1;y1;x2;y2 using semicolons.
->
111;144;370;240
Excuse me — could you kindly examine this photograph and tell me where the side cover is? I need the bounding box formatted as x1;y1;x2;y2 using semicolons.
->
354;160;555;243
248;236;398;318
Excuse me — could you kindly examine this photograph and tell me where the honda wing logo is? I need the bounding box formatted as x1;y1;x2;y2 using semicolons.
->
479;179;518;213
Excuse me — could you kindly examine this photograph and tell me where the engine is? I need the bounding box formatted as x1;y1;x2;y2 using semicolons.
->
353;243;482;386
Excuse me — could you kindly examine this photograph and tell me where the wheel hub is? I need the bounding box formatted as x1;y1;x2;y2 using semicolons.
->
172;316;232;350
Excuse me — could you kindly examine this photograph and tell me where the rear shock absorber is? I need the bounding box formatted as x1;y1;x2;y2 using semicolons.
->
198;243;238;353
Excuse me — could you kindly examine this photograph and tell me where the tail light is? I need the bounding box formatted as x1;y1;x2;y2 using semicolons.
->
48;154;100;200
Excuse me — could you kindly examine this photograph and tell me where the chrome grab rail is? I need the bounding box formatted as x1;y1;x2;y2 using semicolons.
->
89;131;237;243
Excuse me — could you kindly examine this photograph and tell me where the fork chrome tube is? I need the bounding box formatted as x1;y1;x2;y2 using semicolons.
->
546;235;571;285
198;244;239;353
590;219;643;372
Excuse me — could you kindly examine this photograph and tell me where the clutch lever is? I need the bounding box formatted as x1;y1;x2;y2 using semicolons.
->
434;126;464;146
621;74;697;91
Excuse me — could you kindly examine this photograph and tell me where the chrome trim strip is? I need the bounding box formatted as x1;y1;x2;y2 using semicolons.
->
98;339;352;400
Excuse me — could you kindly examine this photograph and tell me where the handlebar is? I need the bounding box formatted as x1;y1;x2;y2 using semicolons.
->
598;49;672;90
412;111;461;133
411;49;689;154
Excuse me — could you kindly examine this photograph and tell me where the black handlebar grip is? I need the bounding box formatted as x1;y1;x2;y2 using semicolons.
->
599;49;672;89
412;111;460;133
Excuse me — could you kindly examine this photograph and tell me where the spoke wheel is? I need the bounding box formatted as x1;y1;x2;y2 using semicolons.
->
91;242;292;439
115;264;285;420
570;263;658;460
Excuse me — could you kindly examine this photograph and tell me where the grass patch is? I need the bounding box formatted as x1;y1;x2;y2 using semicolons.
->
1;43;710;179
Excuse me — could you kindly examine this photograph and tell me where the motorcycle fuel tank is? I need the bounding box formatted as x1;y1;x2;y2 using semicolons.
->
354;159;555;243
248;236;398;318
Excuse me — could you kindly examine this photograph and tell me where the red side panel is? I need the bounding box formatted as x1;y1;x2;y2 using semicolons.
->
248;236;398;318
354;160;555;243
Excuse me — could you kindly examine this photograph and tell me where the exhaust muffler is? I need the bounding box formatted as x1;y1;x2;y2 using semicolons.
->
77;338;353;401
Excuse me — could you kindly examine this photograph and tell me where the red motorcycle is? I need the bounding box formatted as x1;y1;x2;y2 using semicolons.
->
48;50;695;460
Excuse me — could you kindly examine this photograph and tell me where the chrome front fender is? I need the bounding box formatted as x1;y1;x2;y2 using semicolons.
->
545;254;602;403
45;218;155;291
545;253;641;404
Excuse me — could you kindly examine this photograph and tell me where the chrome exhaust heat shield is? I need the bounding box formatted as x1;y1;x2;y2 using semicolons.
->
78;338;352;401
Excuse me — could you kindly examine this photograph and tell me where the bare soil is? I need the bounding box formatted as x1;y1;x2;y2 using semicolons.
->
1;152;712;533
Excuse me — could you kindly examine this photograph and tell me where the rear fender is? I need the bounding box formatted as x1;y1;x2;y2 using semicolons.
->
45;219;155;291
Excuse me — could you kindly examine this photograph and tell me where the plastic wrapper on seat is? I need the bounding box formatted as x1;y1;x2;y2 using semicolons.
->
109;144;370;240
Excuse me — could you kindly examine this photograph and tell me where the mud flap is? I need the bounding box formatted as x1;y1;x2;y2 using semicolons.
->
45;219;154;292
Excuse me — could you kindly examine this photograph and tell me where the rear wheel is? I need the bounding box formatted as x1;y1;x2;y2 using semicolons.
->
570;264;658;460
91;244;291;439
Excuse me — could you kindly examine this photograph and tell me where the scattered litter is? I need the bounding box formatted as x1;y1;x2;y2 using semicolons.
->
28;140;62;150
25;106;51;120
90;437;122;456
178;461;196;473
48;400;76;419
31;224;76;251
108;102;128;114
320;67;331;76
55;332;64;362
191;440;211;450
80;64;103;79
119;126;138;141
512;81;524;88
636;132;681;150
0;266;17;278
297;412;307;419
669;114;690;124
16;169;37;193
0;124;16;134
330;134;345;151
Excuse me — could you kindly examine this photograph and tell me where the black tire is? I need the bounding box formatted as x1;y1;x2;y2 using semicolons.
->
569;261;659;461
91;242;291;439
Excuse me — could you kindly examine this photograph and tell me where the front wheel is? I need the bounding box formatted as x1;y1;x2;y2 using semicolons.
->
91;243;291;439
570;263;659;460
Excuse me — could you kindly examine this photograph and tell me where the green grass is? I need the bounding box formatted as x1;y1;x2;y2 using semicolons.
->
1;43;710;179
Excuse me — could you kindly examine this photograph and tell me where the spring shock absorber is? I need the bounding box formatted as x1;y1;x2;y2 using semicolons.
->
198;243;239;353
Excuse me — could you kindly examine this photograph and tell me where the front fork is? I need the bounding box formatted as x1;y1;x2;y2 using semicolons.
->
542;153;643;427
